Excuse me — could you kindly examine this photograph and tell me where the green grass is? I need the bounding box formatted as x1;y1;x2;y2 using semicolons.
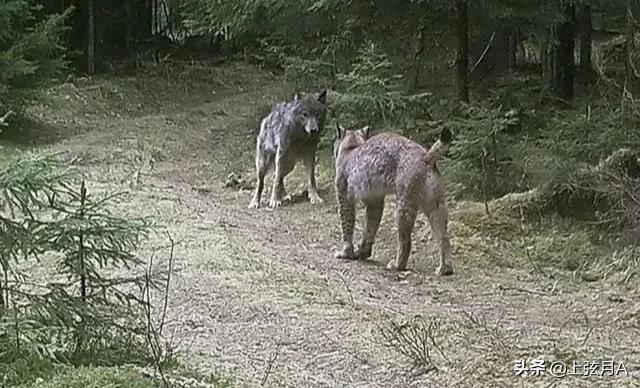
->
1;355;155;388
2;353;234;388
13;366;157;388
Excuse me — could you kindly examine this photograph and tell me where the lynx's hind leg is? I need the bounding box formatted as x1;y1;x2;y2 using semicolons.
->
356;199;384;260
334;183;356;260
425;199;453;276
386;197;418;271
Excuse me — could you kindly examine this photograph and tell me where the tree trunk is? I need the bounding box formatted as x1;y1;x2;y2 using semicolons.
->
508;28;519;69
496;27;510;71
125;0;133;54
0;270;4;310
578;4;594;84
556;2;575;101
153;0;159;62
135;0;154;41
456;0;469;103
87;0;95;74
163;0;179;39
406;25;426;91
622;1;637;121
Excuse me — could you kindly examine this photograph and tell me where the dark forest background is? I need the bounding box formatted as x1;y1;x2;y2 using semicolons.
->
1;0;640;386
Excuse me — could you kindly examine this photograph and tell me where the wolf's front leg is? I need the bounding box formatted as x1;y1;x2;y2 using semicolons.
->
269;149;286;208
303;151;323;204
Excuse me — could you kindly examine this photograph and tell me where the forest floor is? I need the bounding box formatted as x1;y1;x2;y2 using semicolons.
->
7;59;640;388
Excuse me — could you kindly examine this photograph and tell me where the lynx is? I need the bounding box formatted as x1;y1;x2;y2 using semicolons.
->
332;124;454;276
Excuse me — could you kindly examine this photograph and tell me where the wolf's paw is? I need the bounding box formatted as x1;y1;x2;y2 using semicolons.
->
386;260;407;271
309;192;324;205
248;193;262;209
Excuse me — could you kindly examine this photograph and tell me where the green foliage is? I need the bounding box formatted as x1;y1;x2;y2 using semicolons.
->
331;42;432;129
437;102;524;199
179;0;334;51
0;152;164;385
332;42;401;125
0;1;72;116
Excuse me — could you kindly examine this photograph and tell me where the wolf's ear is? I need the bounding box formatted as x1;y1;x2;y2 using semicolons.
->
317;89;327;105
360;125;370;140
293;93;299;101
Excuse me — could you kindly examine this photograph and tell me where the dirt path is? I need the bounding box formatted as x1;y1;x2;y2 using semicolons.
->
33;62;640;388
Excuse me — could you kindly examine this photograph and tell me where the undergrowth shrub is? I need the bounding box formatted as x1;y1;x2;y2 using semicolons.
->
540;148;640;240
329;42;434;134
0;152;167;385
497;105;640;241
0;1;72;129
331;41;407;127
437;102;524;200
377;314;450;374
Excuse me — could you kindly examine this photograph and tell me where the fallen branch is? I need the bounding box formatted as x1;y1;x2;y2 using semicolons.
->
469;31;496;76
335;270;355;306
497;284;550;296
0;110;14;128
158;231;175;336
260;350;279;386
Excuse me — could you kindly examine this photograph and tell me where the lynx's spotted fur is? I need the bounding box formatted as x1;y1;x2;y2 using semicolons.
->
332;124;454;276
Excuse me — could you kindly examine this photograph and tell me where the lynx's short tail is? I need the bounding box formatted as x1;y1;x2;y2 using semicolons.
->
424;127;452;165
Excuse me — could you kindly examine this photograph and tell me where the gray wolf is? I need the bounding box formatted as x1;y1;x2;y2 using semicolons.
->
332;124;454;276
249;90;328;209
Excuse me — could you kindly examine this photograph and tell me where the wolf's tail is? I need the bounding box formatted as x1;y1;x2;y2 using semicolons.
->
424;127;453;165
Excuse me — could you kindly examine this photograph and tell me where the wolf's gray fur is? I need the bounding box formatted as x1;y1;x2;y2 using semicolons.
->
332;124;454;276
249;90;328;209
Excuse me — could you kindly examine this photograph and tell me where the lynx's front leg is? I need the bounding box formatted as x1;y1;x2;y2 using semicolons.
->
334;181;356;260
268;149;287;208
303;151;323;204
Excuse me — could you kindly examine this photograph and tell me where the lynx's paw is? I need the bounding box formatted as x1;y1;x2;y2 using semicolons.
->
268;198;283;208
248;198;260;209
334;246;356;260
354;245;372;260
435;263;454;276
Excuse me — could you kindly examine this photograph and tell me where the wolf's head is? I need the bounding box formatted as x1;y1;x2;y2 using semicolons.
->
292;90;327;136
333;123;370;161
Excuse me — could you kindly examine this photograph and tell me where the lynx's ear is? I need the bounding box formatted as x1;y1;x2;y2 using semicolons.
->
335;122;345;140
317;89;327;105
359;125;370;140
